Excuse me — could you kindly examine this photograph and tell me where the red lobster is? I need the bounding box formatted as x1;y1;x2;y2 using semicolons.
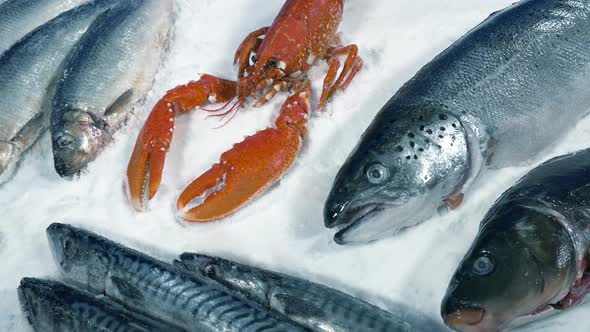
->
126;0;362;222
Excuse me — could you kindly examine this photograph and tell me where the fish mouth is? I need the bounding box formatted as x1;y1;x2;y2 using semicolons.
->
18;279;40;326
326;202;384;244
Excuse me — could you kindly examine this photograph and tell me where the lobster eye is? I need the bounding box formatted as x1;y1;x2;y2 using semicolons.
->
472;255;494;276
366;163;389;184
249;52;257;66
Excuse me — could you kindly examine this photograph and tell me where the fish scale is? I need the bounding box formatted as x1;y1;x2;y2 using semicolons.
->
325;0;590;244
18;278;185;332
0;0;121;183
46;223;307;332
177;253;436;332
0;0;89;55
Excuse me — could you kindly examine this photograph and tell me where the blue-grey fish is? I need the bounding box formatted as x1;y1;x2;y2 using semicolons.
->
18;277;186;332
50;0;173;177
46;223;307;332
0;0;119;184
0;0;88;55
324;0;590;244
176;253;443;332
441;148;590;331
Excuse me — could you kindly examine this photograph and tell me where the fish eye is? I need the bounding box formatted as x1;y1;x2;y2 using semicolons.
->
365;163;389;184
61;237;77;258
267;59;278;68
204;264;218;277
249;52;257;66
472;255;494;276
57;134;76;149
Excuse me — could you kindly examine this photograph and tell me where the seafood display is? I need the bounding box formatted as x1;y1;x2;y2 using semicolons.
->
46;223;306;331
442;147;590;331
51;0;173;177
177;253;438;332
0;0;87;54
0;0;119;184
18;278;185;331
126;0;363;222
324;0;590;244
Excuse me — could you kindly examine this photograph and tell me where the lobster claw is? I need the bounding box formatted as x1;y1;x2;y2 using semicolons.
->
126;77;238;211
177;80;312;222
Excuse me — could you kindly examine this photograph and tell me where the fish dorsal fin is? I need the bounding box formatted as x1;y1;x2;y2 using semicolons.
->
108;275;144;302
104;89;134;117
270;288;323;318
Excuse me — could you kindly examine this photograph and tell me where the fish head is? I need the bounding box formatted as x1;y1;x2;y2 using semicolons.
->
18;278;71;330
52;109;109;177
46;223;109;293
441;205;577;331
178;253;272;305
0;142;19;184
324;106;471;244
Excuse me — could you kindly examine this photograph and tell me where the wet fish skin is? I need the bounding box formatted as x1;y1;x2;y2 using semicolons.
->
176;253;434;332
0;0;120;184
440;148;590;331
324;0;590;244
50;0;173;177
18;277;186;332
0;0;89;55
46;223;308;332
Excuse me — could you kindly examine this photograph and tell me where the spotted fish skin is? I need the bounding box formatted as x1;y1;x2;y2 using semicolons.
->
177;253;443;332
18;278;186;332
0;0;89;55
46;223;307;332
0;0;119;184
325;0;590;244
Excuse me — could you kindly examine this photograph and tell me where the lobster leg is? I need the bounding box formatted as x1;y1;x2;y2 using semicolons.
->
318;44;363;110
177;80;312;222
126;75;237;211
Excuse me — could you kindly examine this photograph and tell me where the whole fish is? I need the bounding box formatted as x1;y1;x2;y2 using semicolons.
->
0;0;88;55
0;0;120;184
46;223;307;332
177;253;440;332
50;0;173;177
324;0;590;244
18;277;186;332
441;148;590;332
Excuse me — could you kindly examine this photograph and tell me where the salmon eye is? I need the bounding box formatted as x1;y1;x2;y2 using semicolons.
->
249;52;257;66
366;163;389;184
472;256;494;276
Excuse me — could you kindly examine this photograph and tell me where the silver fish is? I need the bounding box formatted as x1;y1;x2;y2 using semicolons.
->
324;0;590;244
441;148;590;331
50;0;173;177
18;277;186;332
0;0;119;184
46;223;307;332
176;253;444;332
0;0;89;55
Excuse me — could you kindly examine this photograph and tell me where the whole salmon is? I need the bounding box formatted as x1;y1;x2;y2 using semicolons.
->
325;0;590;244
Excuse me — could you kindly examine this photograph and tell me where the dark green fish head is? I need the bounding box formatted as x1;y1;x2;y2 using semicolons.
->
178;253;273;306
51;109;109;177
441;205;577;332
324;106;472;244
18;278;72;330
46;223;109;293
